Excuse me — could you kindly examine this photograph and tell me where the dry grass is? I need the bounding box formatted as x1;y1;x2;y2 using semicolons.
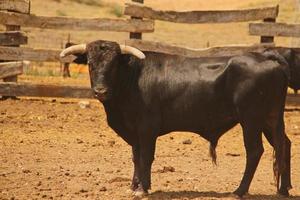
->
27;0;297;49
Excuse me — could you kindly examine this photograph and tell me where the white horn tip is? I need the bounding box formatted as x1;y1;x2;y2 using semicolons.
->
140;54;146;59
60;52;66;58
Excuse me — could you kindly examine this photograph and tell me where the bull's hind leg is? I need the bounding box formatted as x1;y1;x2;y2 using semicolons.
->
263;120;292;196
233;122;264;197
278;135;292;196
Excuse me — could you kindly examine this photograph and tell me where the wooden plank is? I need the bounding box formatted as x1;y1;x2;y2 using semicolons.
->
286;94;300;105
0;46;75;62
0;0;30;14
0;11;154;33
0;61;28;79
124;3;279;23
0;31;27;46
250;22;300;38
0;82;94;98
125;39;274;57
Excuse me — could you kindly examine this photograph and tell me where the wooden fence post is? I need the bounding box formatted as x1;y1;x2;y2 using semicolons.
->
4;25;21;83
0;0;30;99
260;18;276;43
130;0;144;39
1;25;20;99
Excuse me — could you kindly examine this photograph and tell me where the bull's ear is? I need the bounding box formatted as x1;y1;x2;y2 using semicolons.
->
282;49;293;61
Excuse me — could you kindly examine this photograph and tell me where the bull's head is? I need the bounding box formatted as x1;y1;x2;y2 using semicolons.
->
60;40;145;101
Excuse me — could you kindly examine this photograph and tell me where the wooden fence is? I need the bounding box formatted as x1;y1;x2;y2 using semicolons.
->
0;0;300;104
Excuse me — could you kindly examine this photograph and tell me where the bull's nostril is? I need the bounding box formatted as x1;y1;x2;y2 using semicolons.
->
93;87;107;94
93;87;108;100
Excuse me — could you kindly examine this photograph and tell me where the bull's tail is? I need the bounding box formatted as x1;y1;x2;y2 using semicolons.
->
209;140;218;165
271;62;289;192
272;118;286;191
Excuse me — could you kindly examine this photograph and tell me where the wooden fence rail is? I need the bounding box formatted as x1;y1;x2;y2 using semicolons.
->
0;31;27;46
125;39;276;57
0;61;28;79
0;46;74;62
124;3;279;23
249;22;300;37
0;11;154;33
0;40;278;62
0;0;30;14
0;82;298;105
0;82;93;99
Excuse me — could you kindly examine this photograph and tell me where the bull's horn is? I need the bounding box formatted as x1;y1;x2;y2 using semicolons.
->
60;44;87;58
119;45;146;59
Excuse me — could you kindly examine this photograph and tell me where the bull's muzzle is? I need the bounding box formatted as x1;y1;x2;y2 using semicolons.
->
93;86;109;101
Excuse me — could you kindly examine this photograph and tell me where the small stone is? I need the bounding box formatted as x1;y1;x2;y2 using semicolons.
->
86;171;92;177
157;166;175;173
65;172;70;176
226;153;240;157
76;138;84;144
37;181;42;186
182;139;192;145
78;101;90;109
99;187;107;192
79;188;88;193
22;169;31;174
108;140;115;146
108;177;131;183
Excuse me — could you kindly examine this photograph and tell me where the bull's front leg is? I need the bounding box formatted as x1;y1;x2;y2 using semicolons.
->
133;134;157;197
131;145;141;191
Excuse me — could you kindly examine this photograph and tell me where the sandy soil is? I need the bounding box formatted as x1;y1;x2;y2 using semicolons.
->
0;90;300;200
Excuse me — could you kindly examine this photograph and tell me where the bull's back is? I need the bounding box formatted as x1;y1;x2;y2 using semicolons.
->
225;55;289;107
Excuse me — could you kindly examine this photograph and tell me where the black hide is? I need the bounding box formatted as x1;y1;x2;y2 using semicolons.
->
69;40;293;197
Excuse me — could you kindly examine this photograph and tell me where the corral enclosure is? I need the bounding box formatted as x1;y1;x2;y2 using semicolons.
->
1;0;300;199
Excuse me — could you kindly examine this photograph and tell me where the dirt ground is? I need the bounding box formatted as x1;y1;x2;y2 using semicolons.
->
0;77;300;200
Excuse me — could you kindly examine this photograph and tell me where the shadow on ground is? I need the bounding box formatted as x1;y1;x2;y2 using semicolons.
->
145;190;300;200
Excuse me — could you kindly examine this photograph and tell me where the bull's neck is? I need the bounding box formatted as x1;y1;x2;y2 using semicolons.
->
111;55;142;98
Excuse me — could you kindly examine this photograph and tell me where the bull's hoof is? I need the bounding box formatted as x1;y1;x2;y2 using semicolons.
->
131;183;139;191
233;188;248;199
228;193;243;199
278;188;289;197
133;189;148;197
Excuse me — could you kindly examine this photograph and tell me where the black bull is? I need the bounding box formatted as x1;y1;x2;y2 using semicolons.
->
61;40;295;197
